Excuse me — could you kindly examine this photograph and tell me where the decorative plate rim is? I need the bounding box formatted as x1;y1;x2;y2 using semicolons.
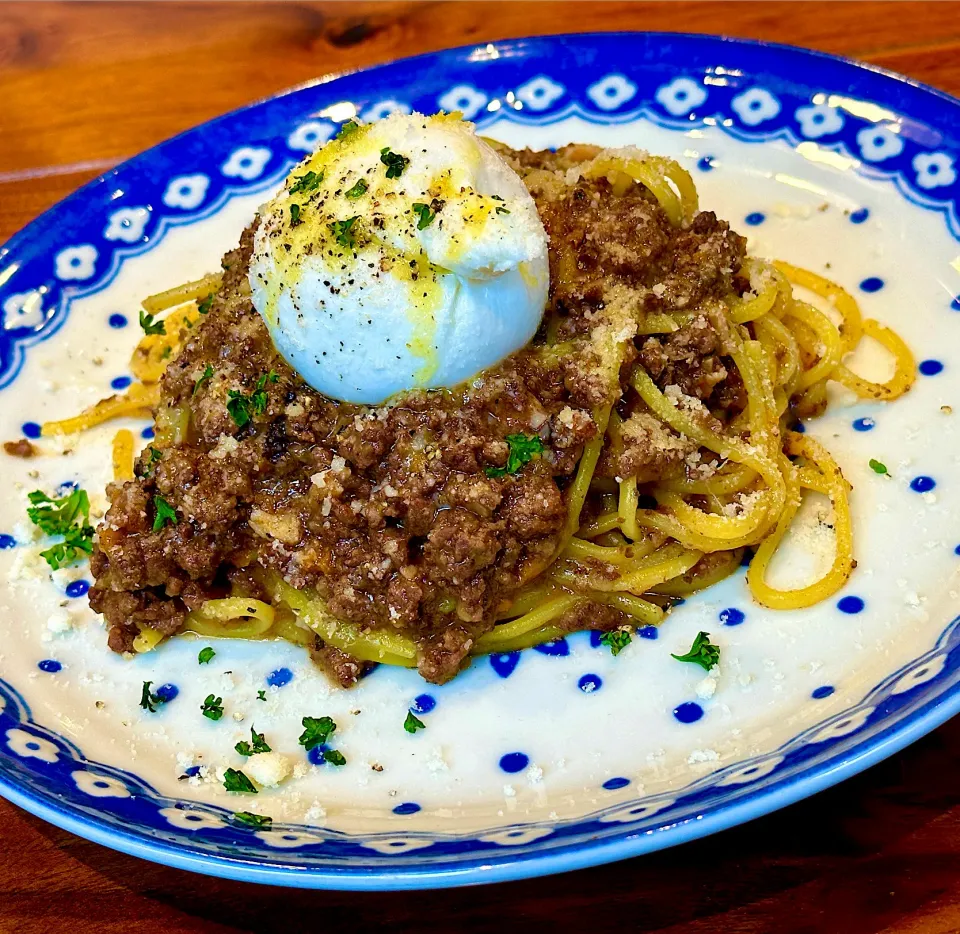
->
1;31;959;889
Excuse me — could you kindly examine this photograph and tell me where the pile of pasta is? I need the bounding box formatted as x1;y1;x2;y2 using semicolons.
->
43;151;915;665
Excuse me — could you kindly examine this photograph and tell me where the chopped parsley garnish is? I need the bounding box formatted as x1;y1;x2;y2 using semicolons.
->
336;119;360;140
27;488;89;536
599;630;632;656
197;293;214;315
198;646;216;665
869;458;888;475
345;178;368;199
27;488;95;570
290;203;302;226
329;216;360;248
323;749;347;767
235;726;271;757
379;147;409;179
257;690;267;702
201;694;224;721
226;371;278;428
411;202;436;230
298;715;336;751
671;631;720;671
485;434;545;478
289;169;323;195
404;711;426;734
193;364;214;396
152;495;177;531
233;810;271;829
144;446;163;475
139;310;165;336
222;768;257;793
495;206;510;215
139;681;165;713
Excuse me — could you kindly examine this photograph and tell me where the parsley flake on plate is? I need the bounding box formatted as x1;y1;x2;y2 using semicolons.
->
26;488;95;570
485;434;545;478
323;749;347;767
379;147;410;179
201;694;224;721
671;631;720;671
298;715;336;750
139;681;166;713
197;646;215;665
139;310;165;336
869;458;889;475
197;293;214;315
404;711;426;734
289;169;323;196
232;810;272;830
599;630;632;656
235;727;271;757
152;495;177;531
222;768;257;793
345;178;368;199
256;690;267;702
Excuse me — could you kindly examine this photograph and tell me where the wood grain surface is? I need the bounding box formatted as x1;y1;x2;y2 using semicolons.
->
2;3;960;932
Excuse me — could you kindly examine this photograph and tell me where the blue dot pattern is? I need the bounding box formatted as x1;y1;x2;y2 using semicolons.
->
602;777;630;790
859;277;884;293
65;579;90;598
697;155;715;171
673;702;704;723
852;417;875;432
412;694;436;714
812;685;835;699
141;426;155;439
490;652;520;678
108;313;128;328
266;667;293;688
910;476;935;493
0;534;15;549
22;422;41;439
499;752;529;773
38;659;62;673
849;208;869;224
919;359;944;376
838;595;865;614
110;375;132;390
638;625;659;640
745;212;765;226
392;802;421;815
952;295;960;312
182;765;201;778
307;745;328;766
578;674;602;693
720;607;745;626
155;683;179;703
533;638;569;657
955;544;960;556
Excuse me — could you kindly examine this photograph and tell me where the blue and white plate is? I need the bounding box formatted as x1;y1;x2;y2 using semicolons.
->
1;33;959;889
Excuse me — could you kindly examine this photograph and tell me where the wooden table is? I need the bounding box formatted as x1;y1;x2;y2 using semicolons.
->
2;3;960;931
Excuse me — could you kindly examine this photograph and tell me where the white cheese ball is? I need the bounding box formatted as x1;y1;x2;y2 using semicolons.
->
249;112;549;404
244;751;293;788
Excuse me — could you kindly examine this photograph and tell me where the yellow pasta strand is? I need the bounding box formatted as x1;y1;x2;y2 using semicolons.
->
111;429;135;481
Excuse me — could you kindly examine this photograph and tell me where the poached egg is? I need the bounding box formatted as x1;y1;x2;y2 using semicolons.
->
249;113;550;405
